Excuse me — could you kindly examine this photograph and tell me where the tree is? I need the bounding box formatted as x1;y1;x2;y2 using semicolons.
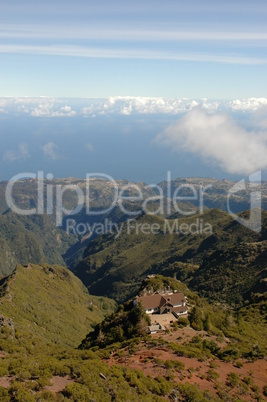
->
188;307;203;331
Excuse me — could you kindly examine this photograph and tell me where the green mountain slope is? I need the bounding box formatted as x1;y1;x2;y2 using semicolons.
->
0;263;116;348
189;240;267;306
1;176;266;280
74;209;267;305
0;178;159;277
0;268;174;401
0;211;77;278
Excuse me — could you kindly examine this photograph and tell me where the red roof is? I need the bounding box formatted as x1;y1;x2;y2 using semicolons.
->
137;292;185;310
137;294;166;310
164;293;185;306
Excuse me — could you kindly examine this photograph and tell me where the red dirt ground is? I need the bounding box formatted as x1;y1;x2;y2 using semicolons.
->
0;376;14;388
106;328;267;401
45;375;74;393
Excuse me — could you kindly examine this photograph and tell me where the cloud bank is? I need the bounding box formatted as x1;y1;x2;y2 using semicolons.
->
0;97;267;117
157;108;267;175
228;97;267;112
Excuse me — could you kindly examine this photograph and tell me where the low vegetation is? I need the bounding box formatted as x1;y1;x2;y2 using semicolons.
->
0;263;116;348
80;300;151;349
0;267;267;400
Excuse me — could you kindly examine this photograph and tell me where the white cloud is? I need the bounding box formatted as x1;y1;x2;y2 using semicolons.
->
53;105;76;116
0;99;7;113
18;143;29;159
61;105;71;112
82;97;204;116
3;143;29;162
31;102;54;117
3;151;18;162
0;44;266;65
17;104;30;113
228;97;267;111
1;24;267;42
31;103;76;117
157;108;267;175
201;99;219;112
42;142;58;160
4;98;76;117
82;105;98;115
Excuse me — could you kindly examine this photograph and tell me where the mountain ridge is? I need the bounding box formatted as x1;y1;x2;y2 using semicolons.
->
74;208;267;306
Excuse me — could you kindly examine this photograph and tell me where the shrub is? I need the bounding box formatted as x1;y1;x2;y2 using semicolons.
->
251;384;260;393
239;381;250;395
207;369;220;381
202;339;220;355
8;382;36;402
62;383;91;401
35;390;56;401
227;372;239;387
0;387;9;402
164;360;185;371
218;347;241;361
172;321;178;331
242;376;253;386
35;376;53;390
188;307;203;331
177;382;208;401
16;369;31;382
244;345;264;361
0;366;8;376
52;363;71;376
155;375;173;396
178;317;190;327
209;361;219;369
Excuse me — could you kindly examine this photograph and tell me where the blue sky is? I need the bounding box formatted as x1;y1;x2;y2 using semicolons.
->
1;1;267;183
1;0;267;98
